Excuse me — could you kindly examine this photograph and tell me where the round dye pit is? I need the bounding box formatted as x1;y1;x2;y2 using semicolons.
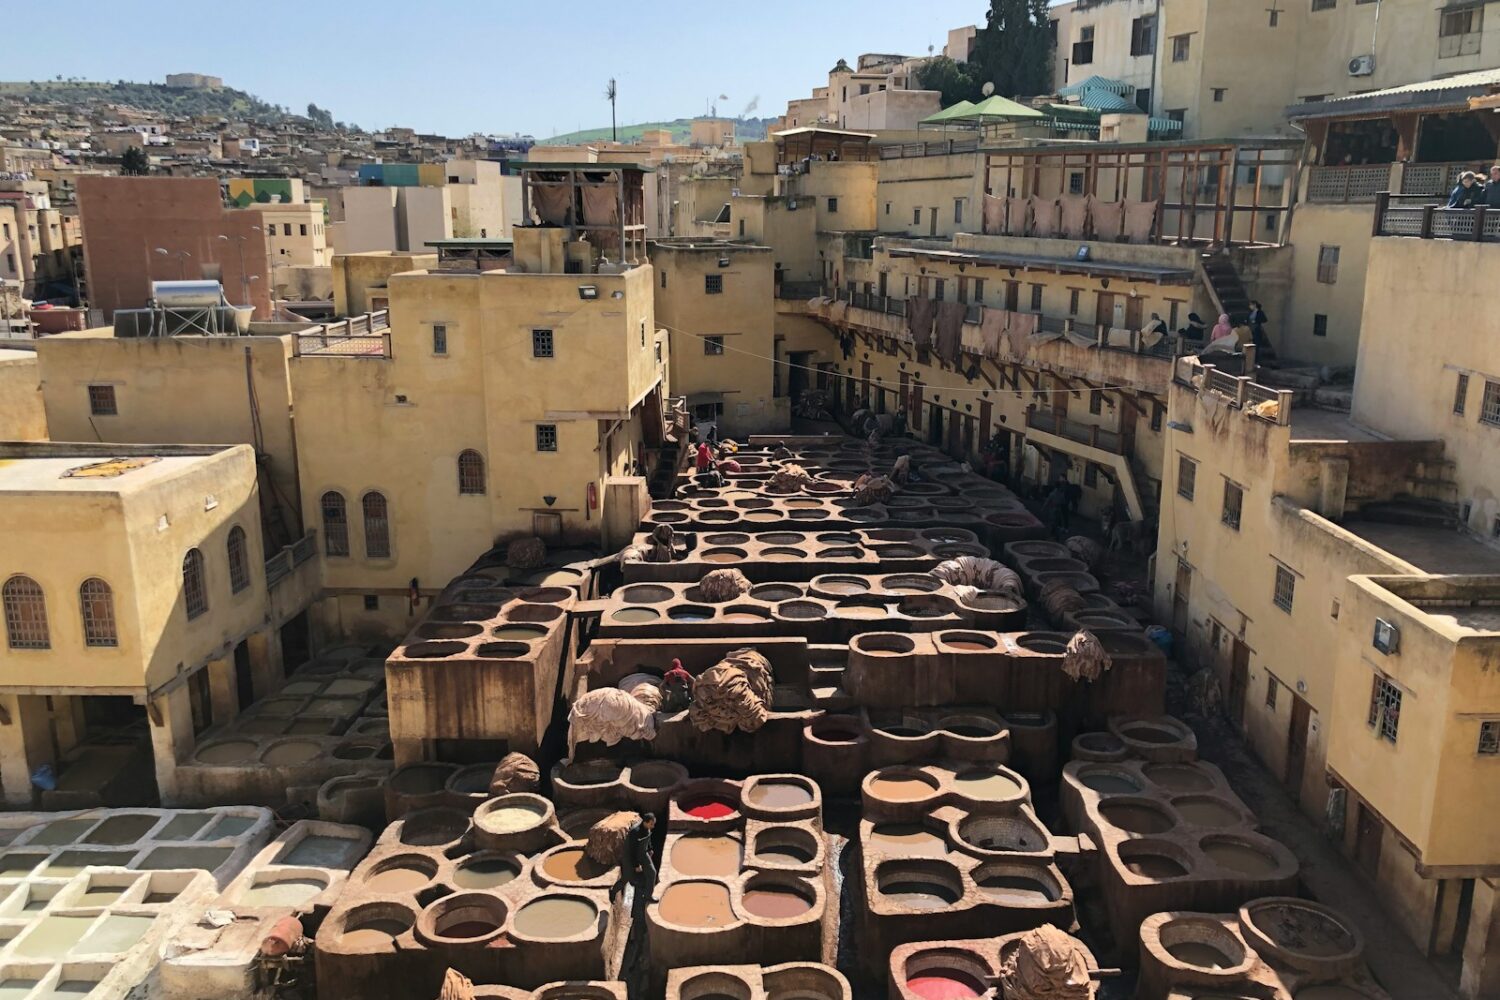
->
868;774;938;801
879;878;960;911
941;633;997;651
816;547;862;559
453;857;520;889
882;575;940;594
611;607;661;624
1122;852;1189;879
365;858;436;893
1078;769;1143;795
658;882;736;928
701;548;746;564
868;824;950;858
953;769;1023;801
776;601;827;620
627;761;686;789
704;533;752;545
1144;764;1216;792
537;846;610;881
905;972;985;1000
809;719;861;744
746;781;814;809
1099;802;1176;834
491;624;547;641
522;568;582;587
1167;942;1236;969
477;800;548;835
399;809;469;847
858;633;917;655
1120;723;1186;745
754;829;817;865
976;872;1056;905
196;741;257;765
516;899;597;941
261;740;321;766
763;547;807;558
750;584;801;602
341;919;410;949
619;585;672;604
939;716;1001;739
1076;732;1126;755
1202;840;1279;876
815;577;869;595
679;795;738;820
670;836;742;877
558;761;624;786
760;533;803;545
1173;796;1241;828
722;606;771;622
390;763;454;795
836;603;886;619
1241;898;1361;964
741;886;813;920
669;605;715;622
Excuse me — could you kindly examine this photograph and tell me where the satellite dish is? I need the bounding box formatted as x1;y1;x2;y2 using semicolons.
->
982;82;996;97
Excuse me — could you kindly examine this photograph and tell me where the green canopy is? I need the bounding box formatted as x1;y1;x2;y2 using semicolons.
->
920;100;977;124
965;94;1045;120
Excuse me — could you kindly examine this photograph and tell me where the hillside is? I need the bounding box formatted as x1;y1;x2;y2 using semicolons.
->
0;79;289;122
544;117;775;146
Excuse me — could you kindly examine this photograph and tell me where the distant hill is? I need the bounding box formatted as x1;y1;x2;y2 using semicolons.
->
0;79;290;122
544;117;775;146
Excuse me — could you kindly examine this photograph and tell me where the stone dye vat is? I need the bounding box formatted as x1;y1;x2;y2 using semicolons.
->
621;528;963;584
666;962;850;1000
888;929;1103;1000
856;763;1089;965
0;807;275;1000
159;820;372;1000
1060;725;1299;961
314;803;625;1000
386;567;580;767
181;647;391;808
549;759;690;839
1136;898;1390;1000
426;980;626;1000
588;573;1026;643
646;777;835;986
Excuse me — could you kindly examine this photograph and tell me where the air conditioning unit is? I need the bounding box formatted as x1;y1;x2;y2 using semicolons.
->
1349;54;1376;77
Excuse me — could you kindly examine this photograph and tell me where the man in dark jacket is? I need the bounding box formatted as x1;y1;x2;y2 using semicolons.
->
621;812;657;919
1487;166;1500;208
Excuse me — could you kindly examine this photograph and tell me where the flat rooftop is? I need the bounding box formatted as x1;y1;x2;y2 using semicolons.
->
0;444;236;495
1288;407;1386;443
1344;520;1500;576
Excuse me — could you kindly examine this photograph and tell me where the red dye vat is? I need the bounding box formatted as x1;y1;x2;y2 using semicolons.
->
680;796;737;819
906;973;983;1000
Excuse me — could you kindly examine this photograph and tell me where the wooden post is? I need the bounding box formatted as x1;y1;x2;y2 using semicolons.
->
1421;205;1436;239
1372;192;1390;237
1475;207;1488;243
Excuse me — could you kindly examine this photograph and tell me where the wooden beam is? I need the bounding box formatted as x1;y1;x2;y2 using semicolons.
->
1113;390;1147;419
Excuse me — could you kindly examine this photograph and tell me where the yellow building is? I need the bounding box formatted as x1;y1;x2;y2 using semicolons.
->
650;240;781;434
0;346;46;439
246;201;329;268
1154;227;1500;996
0;442;316;807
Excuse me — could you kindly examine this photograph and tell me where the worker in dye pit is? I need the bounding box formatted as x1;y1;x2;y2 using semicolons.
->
772;440;793;461
661;659;694;712
619;812;658;920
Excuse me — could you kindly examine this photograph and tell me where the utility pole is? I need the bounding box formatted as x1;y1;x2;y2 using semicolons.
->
606;78;618;142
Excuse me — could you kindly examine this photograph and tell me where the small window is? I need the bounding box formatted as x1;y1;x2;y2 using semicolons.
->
660;270;667;289
1312;0;1335;11
1273;563;1296;613
1222;481;1243;531
704;274;723;294
1480;720;1500;755
885;202;892;216
1331;598;1341;620
827;197;839;213
299;223;307;236
704;336;725;356
655;343;662;364
1265;674;1278;709
954;199;964;224
1029;284;1043;311
1083;463;1098;488
322;491;349;557
536;424;558;452
227;526;250;594
88;384;117;416
1151;406;1164;432
182;549;208;621
531;328;554;358
1177;455;1197;500
1481;381;1500;427
1089;390;1103;415
1130;14;1156;56
432;323;447;355
1068;289;1080;315
363;594;380;611
362;491;391;558
913;208;922;225
1213;88;1227;103
1073;25;1095;65
934;279;946;302
79;578;117;647
1172;34;1191;62
3;576;49;650
1368;674;1401;743
458;450;486;495
1316;245;1340;284
1313;314;1328;338
282;223;291;236
1454;372;1469;414
1068;172;1085;195
1269;8;1280;25
973;278;985;303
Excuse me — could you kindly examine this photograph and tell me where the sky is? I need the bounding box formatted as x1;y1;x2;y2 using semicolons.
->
8;0;1007;139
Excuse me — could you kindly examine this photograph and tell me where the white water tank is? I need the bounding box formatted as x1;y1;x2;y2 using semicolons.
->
151;280;223;308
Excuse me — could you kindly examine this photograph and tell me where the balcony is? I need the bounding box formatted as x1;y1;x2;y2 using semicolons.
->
265;531;318;589
1025;408;1124;455
1306;164;1393;204
292;311;392;358
1373;194;1500;242
1172;356;1294;426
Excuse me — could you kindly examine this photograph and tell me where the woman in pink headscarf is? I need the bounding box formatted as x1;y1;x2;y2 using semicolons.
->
1211;314;1233;341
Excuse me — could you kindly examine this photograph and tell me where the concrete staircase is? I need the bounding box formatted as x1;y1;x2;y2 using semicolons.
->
1404;458;1460;506
1200;250;1252;325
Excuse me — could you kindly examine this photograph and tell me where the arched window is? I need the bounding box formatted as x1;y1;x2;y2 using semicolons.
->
79;579;117;647
182;549;208;620
362;491;391;558
322;491;349;557
226;526;250;593
458;450;486;495
2;575;49;650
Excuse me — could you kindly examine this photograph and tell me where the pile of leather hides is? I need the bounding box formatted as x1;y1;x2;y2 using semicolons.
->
617;671;664;712
1063;630;1111;682
1064;535;1104;569
585;809;640;865
488;752;540;795
997;925;1093;999
1040;580;1088;618
931;556;1022;597
568;687;657;754
506;537;546;570
698;568;752;602
851;473;895;507
689;648;774;734
770;464;815;489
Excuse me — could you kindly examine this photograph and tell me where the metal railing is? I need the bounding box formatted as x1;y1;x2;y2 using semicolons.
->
775;280;825;300
1172;357;1293;425
292;311;392;358
1373;194;1500;242
878;138;981;159
1025;408;1125;454
265;531;318;589
1307;164;1393;204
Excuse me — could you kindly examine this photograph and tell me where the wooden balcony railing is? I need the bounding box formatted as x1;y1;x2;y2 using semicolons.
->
1373;193;1500;242
1307;164;1393;204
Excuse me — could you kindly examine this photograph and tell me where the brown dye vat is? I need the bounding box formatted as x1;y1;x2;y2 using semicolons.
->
763;547;807;558
1124;854;1188;878
761;534;803;545
1099;803;1175;834
1079;771;1143;794
819;580;868;595
977;874;1054;905
541;850;610;883
453;858;520;889
612;608;661;623
342;920;409;948
868;825;949;858
1144;765;1215;792
785;499;822;508
742;887;813;919
1173;797;1240;828
869;776;936;801
945;641;990;651
723;609;771;622
702;549;746;563
659;882;736;927
514;898;597;938
750;585;800;603
836;604;885;619
263;741;320;765
747;782;814;808
1167;941;1235;969
365;864;433;893
778;601;827;620
954;770;1022;800
756;842;815;865
671;837;742;877
745;512;780;522
817;547;862;558
1203;841;1277;876
491;624;547;640
880;880;959;911
1121;725;1181;745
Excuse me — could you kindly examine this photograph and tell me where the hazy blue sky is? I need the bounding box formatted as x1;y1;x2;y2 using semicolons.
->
9;0;1005;138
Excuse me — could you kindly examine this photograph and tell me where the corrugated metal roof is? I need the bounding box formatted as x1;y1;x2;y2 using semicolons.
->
1287;68;1500;120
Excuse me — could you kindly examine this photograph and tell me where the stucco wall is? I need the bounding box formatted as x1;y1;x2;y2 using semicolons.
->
0;351;46;440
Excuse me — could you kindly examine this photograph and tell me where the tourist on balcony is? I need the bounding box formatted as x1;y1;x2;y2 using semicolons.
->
1178;313;1207;342
1448;171;1482;209
1486;166;1500;208
1247;301;1269;349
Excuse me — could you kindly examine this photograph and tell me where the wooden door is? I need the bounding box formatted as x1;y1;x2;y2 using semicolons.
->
947;408;963;456
1286;696;1312;799
1229;638;1250;728
234;642;255;712
929;208;938;236
1095;292;1116;329
962;414;976;458
1172;559;1191;638
1005;281;1020;311
1125;295;1144;330
1355;803;1383;877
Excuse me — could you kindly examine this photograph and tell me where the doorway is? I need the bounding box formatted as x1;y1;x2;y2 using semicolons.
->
929;208;938;237
787;351;812;404
929;404;944;447
1228;638;1250;728
1172;559;1191;639
1355;802;1383;877
233;641;255;713
279;611;311;676
1286;695;1312;800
